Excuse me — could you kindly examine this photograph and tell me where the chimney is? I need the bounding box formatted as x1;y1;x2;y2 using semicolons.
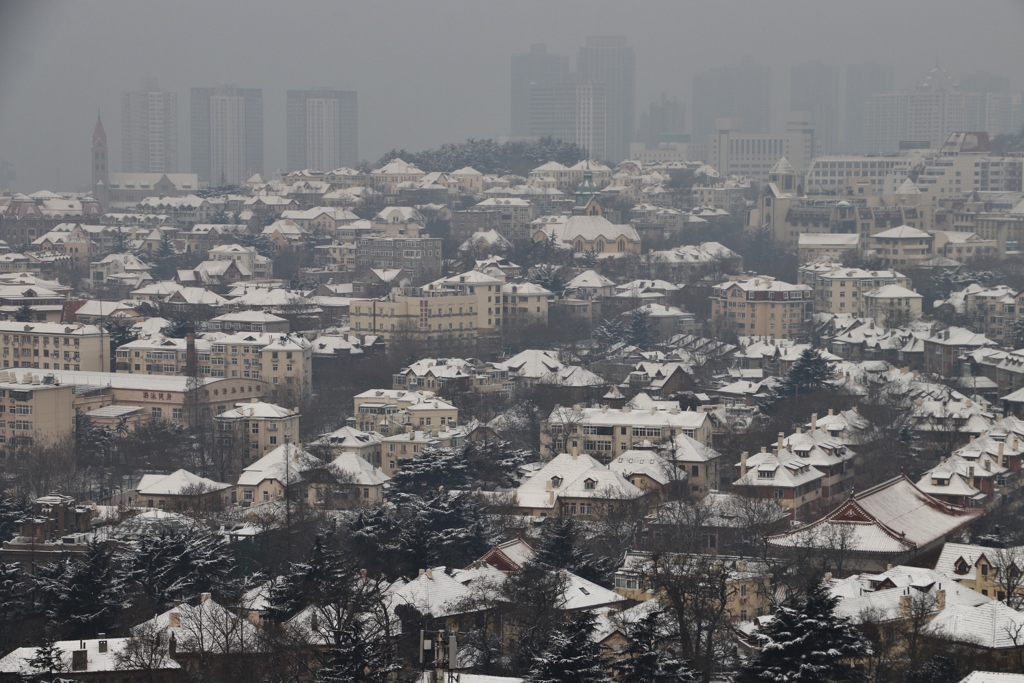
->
811;413;818;431
169;611;181;628
999;442;1006;467
936;589;946;611
549;490;555;505
796;427;802;434
418;569;425;577
740;451;748;478
545;479;552;491
828;408;834;416
777;432;784;453
968;466;976;489
185;323;197;377
899;594;912;618
200;592;212;603
571;446;578;459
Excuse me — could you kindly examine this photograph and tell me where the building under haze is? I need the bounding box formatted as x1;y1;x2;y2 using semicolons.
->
844;62;895;152
191;85;263;187
960;70;1023;137
511;44;570;138
692;56;771;141
510;38;634;164
864;67;964;153
791;61;839;154
576;36;635;162
286;89;359;171
638;94;686;147
120;78;177;174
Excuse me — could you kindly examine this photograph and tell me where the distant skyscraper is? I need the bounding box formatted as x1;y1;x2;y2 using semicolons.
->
576;36;635;162
121;78;178;174
191;85;263;186
960;70;1020;135
844;62;894;152
638;94;686;147
511;44;569;138
91;112;109;208
692;56;771;141
791;61;840;153
864;68;964;153
286;89;358;171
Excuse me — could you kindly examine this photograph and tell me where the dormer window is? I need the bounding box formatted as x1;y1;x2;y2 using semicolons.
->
551;476;563;489
757;470;775;479
584;478;596;490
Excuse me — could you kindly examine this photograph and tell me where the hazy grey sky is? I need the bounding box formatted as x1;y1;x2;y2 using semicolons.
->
1;0;1023;191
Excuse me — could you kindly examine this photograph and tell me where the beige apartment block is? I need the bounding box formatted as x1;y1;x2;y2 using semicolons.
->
710;276;813;340
208;333;312;406
799;265;910;317
215;401;300;466
0;377;74;453
0;322;110;372
349;270;549;346
352;388;458;436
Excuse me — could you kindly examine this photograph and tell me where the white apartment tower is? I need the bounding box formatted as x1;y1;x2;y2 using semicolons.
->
121;79;178;173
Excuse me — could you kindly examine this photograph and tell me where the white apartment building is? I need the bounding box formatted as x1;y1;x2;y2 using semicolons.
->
799;265;911;317
0;322;110;372
541;404;713;463
215;400;299;461
707;112;821;180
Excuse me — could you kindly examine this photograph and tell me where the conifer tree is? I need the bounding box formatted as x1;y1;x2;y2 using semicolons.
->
616;610;698;683
526;611;609;683
740;580;870;683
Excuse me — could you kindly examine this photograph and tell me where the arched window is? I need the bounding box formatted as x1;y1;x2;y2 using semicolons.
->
596;240;604;253
574;240;583;252
618;239;626;252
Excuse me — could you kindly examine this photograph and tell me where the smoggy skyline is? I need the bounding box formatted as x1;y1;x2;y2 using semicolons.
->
1;0;1023;191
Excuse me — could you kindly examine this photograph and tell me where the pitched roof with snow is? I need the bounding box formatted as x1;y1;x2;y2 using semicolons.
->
136;469;230;496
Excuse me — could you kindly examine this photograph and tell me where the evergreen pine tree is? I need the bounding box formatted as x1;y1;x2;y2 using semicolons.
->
906;654;961;683
122;526;235;608
14;302;33;323
27;636;65;681
616;611;698;683
38;540;127;639
780;348;833;398
740;580;870;683
315;620;395;683
627;308;653;348
526;611;609;683
533;518;611;586
387;446;468;498
0;561;28;656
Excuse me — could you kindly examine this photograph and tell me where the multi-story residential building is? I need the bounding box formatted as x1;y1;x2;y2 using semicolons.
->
691;181;749;215
211;333;312;406
0;322;110;372
465;198;534;242
732;449;824;521
710;275;813;340
923;326;997;377
349;270;550;346
190;85;263;186
799;264;911;317
0;377;74;455
285;89;358;171
369;158;426;195
540;404;713;462
692;55;772;140
805;154;916;193
392;358;513;398
845;62;895;152
116;337;210;375
207;311;290;334
868;225;934;267
961;285;1021;346
380;428;466;476
121;78;178;174
207;244;274;280
215;400;300;465
355;236;442;284
351;389;457;437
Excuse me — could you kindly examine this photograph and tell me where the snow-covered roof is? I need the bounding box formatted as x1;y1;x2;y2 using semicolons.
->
516;452;642;510
0;638;180;676
237;444;322;487
329;452;390;486
926;600;1024;649
137;469;230;496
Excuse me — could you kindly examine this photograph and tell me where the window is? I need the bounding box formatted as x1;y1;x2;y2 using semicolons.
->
151;407;162;419
584;479;596;490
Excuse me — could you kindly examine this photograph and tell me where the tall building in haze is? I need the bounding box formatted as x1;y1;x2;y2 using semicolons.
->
121;78;178;173
692;56;771;141
960;70;1022;136
191;85;263;186
286;89;358;171
576;36;635;162
791;61;839;153
638;94;686;147
844;62;894;152
511;44;570;138
864;67;964;153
